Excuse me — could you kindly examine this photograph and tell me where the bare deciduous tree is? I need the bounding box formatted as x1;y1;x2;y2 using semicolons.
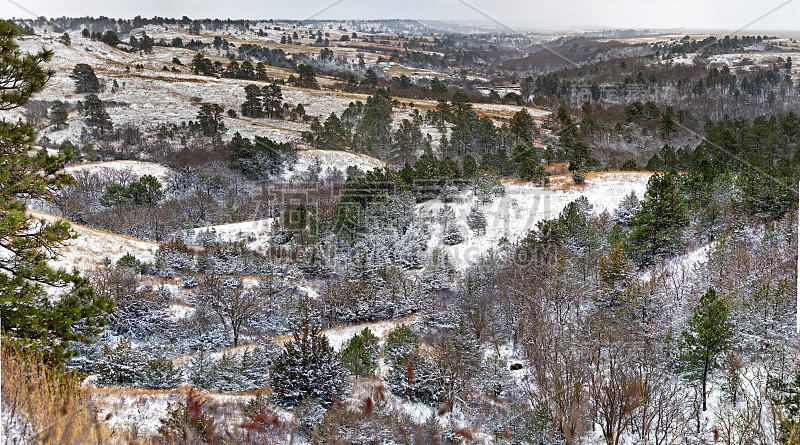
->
196;273;263;346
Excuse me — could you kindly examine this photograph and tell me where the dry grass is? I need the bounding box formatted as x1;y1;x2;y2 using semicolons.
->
0;343;144;445
547;170;653;191
542;163;571;175
27;209;159;246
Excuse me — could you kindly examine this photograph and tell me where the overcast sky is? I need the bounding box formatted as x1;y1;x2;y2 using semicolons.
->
3;0;799;32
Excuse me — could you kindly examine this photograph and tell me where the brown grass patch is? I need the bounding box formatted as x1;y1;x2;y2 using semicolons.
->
27;209;160;246
543;163;570;175
1;342;144;444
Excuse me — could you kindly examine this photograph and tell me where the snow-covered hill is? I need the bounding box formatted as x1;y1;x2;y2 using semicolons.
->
283;148;386;180
420;172;652;269
64;160;174;182
29;210;158;273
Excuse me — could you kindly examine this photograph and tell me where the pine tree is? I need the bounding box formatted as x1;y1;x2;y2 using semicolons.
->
438;205;463;245
397;220;428;269
139;351;183;389
269;314;347;408
597;243;635;308
1;20;112;365
49;100;68;129
451;90;472;112
361;68;378;87
509;108;536;141
384;325;443;405
421;247;455;292
435;328;482;409
341;327;379;377
627;172;688;266
81;94;113;135
467;206;487;235
613;190;640;225
197;104;226;137
188;346;217;388
95;339;149;386
69;63;99;93
240;84;264;117
263;83;283;118
295;64;318;89
678;288;732;411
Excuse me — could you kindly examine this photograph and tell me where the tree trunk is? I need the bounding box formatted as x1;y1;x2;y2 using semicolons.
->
701;366;708;411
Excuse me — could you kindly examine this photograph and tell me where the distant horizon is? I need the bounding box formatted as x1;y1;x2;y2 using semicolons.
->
6;18;800;38
2;0;799;33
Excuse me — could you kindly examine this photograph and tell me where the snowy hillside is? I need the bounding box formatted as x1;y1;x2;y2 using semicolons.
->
189;218;274;252
282;148;386;180
29;210;158;272
64;160;174;182
421;172;652;269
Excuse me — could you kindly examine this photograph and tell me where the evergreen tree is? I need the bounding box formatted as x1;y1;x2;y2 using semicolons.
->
627;173;688;266
597;243;635;308
0;20;112;365
101;30;120;47
392;118;424;166
70;63;99;94
263;83;283;118
442;219;464;245
509;108;536;141
361;68;379;87
340;327;379;377
397;219;428;269
269;315;347;408
128;174;164;205
316;113;351;151
435;327;482;409
519;161;549;185
384;325;443;405
240;84;264;117
355;89;393;157
95;339;149;386
421;247;456;292
451;90;472;112
191;52;214;76
81;94;113;135
49;99;68;129
196;103;226;136
295;64;318;89
188;346;217;388
613;191;640;225
467;206;487;235
678;288;732;411
430;77;448;94
228;133;289;179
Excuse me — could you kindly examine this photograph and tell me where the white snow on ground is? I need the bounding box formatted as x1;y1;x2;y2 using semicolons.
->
1;400;33;445
28;210;158;273
89;389;201;437
1;34;555;152
64;160;174;182
678;241;714;270
283;148;386;179
166;303;195;321
471;102;551;119
420;172;652;270
658;52;800;78
320;315;420;351
189;218;274;252
268;314;419;352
